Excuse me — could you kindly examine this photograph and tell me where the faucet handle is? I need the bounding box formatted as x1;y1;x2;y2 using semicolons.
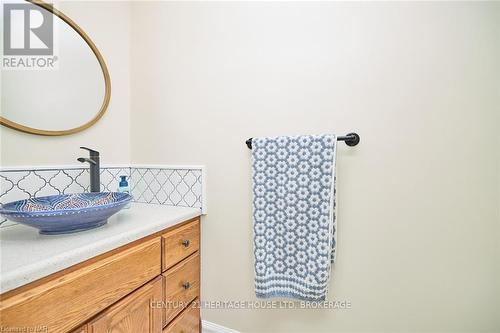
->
80;147;99;156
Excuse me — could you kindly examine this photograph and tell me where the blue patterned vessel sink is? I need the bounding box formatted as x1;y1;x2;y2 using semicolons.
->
0;192;132;235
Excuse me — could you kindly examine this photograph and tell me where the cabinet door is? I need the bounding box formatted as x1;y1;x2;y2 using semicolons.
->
88;277;162;333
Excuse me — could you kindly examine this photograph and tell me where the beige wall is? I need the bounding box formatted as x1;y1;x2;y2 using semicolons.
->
131;2;500;332
0;1;131;167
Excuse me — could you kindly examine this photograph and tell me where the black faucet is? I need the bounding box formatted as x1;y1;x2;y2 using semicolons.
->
77;147;100;192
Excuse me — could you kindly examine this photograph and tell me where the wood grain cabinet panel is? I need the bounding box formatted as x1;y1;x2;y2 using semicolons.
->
163;300;200;333
163;253;200;325
0;237;161;333
162;219;200;271
88;277;163;333
70;326;88;333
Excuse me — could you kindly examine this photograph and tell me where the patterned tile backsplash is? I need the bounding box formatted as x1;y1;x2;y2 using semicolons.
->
130;167;202;208
0;165;206;227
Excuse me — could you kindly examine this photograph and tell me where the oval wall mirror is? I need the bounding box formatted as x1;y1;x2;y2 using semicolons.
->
0;0;110;136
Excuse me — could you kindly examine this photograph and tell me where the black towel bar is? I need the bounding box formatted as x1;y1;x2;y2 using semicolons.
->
245;132;360;149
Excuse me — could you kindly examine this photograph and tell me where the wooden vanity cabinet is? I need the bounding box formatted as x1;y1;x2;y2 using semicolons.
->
0;217;201;333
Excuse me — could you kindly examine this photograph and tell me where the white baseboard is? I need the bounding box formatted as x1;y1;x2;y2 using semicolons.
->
202;320;240;333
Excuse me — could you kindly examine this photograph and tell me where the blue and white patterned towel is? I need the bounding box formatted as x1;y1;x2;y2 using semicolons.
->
252;134;337;301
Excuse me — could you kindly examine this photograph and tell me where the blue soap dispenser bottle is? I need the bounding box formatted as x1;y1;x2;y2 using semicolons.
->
118;175;131;209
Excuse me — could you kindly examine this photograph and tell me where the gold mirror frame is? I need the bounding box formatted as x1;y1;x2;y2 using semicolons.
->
0;0;111;136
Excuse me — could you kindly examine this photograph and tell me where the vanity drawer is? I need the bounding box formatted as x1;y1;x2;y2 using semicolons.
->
163;252;200;324
162;219;200;271
0;237;161;333
163;299;200;333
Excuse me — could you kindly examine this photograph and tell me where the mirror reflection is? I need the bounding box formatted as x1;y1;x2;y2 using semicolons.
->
0;0;110;135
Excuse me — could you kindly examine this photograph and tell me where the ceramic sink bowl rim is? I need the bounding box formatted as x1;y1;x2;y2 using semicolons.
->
0;192;133;235
0;192;132;216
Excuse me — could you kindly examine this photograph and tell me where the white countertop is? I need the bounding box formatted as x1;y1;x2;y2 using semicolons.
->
0;203;201;294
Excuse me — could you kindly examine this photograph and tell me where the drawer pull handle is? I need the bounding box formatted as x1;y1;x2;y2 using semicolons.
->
183;281;190;290
182;239;190;247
